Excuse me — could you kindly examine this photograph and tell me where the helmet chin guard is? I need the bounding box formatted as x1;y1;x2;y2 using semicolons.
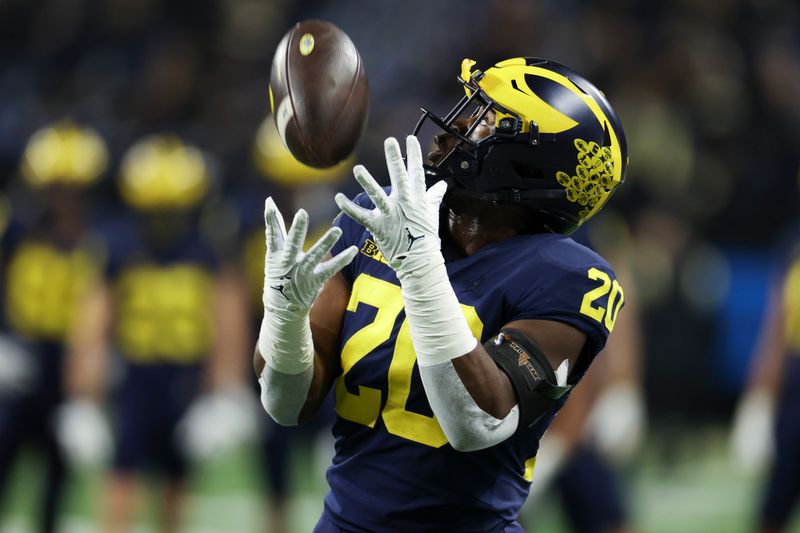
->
413;57;627;234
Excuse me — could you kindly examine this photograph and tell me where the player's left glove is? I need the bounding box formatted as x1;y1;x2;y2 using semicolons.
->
0;335;35;397
587;381;646;464
335;136;447;279
176;385;259;460
258;198;357;375
527;432;568;501
730;388;775;474
54;399;112;468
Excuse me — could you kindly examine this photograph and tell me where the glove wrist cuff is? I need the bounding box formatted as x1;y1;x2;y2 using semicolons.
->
400;261;478;366
395;249;445;280
258;307;314;375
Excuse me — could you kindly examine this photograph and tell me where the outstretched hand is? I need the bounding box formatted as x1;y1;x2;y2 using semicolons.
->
263;197;356;313
335;136;447;278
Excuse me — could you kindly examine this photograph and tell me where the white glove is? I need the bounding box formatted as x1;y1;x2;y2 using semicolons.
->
730;388;775;474
586;382;645;464
0;336;35;397
176;386;259;460
54;399;112;468
258;197;357;375
335;136;476;368
334;136;447;279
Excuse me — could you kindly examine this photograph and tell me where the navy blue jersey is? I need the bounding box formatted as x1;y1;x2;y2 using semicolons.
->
1;217;104;350
323;193;623;532
103;218;219;365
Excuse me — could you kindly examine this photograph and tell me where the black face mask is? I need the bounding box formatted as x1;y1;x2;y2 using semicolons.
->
411;70;575;233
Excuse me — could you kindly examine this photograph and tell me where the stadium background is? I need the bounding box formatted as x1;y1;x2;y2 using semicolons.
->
0;0;799;531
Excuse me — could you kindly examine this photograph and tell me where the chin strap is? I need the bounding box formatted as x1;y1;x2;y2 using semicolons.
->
440;177;566;203
473;188;566;203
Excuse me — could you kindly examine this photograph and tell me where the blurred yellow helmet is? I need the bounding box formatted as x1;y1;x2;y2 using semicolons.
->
253;118;351;186
119;135;210;211
21;121;109;187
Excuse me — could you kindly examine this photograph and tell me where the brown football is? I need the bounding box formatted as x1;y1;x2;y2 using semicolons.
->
269;20;368;169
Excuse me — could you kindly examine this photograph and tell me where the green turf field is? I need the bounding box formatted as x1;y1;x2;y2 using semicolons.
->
2;426;799;533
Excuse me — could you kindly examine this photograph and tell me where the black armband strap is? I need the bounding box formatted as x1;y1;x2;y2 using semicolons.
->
484;328;572;430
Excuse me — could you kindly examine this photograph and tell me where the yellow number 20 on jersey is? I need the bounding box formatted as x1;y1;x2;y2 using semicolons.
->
579;267;624;332
335;274;484;448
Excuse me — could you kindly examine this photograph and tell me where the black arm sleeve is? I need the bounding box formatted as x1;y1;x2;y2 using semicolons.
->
484;328;572;430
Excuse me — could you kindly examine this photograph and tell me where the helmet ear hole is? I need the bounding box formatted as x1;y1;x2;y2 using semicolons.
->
510;160;543;180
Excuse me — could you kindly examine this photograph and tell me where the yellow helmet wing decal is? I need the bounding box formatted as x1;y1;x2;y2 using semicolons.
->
480;70;578;134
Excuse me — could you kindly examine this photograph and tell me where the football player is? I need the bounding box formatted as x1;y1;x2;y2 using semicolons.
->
731;226;800;532
255;57;628;531
0;122;108;533
60;135;250;533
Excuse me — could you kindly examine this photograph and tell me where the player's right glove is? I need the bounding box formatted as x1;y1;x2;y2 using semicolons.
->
176;385;260;460
0;335;35;397
54;398;112;468
730;388;775;474
257;197;357;375
587;381;645;464
527;432;568;501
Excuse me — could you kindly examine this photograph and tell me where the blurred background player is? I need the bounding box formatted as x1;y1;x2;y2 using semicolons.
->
523;213;645;533
59;134;251;533
241;118;349;533
0;121;108;533
731;215;800;533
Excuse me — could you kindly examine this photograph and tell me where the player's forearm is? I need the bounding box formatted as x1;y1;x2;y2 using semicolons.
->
399;261;477;365
66;345;108;399
400;262;518;451
258;362;313;426
254;343;333;424
748;284;787;394
400;262;515;414
208;270;249;389
65;281;112;399
256;308;314;426
419;360;519;452
450;346;519;417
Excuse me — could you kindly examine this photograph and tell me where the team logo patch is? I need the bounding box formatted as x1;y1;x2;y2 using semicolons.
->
360;239;389;265
509;341;541;381
299;33;315;56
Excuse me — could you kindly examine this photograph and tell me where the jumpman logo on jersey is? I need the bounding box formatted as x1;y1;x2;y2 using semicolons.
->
405;227;424;252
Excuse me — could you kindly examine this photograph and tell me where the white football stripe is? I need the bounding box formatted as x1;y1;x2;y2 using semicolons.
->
275;96;294;149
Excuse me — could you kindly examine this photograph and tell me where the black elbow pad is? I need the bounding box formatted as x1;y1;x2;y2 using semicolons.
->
484;328;572;430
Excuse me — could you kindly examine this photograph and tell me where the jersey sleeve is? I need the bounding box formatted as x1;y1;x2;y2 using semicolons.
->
509;243;624;369
330;191;376;283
